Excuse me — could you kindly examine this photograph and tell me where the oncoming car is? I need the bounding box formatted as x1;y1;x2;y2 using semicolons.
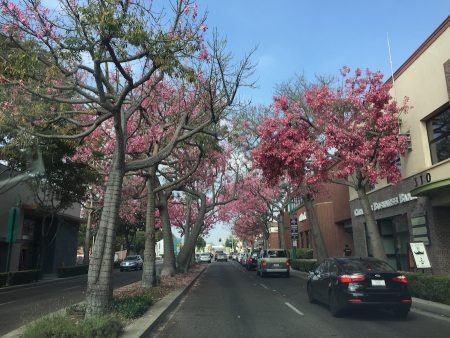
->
199;252;212;263
120;255;143;272
307;257;412;318
216;252;228;262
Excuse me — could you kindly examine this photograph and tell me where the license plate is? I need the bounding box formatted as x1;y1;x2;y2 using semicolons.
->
371;279;386;286
273;264;280;267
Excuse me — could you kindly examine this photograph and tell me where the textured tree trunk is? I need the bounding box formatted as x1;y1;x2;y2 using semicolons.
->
159;193;177;276
356;187;387;261
177;195;206;272
278;212;287;250
85;168;123;317
142;169;157;288
83;192;93;265
304;195;328;262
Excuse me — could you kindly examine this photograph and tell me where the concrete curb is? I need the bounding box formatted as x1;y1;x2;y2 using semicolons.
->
120;266;206;338
290;268;450;318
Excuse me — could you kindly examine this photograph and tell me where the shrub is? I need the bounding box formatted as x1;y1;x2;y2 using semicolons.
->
0;270;41;287
290;259;319;272
403;272;450;305
8;270;41;285
0;273;8;287
296;248;314;259
111;294;153;319
57;265;89;278
23;315;122;338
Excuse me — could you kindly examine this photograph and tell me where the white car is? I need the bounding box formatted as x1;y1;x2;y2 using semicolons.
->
199;252;211;263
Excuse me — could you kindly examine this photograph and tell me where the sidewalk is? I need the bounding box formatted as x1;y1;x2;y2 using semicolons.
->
290;269;450;318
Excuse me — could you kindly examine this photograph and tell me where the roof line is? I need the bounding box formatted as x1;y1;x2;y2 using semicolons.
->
387;15;450;83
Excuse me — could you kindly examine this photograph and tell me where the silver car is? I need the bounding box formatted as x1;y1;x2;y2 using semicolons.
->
199;252;212;263
120;255;143;271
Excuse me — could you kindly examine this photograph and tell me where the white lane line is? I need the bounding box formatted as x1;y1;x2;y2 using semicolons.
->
285;302;304;316
260;283;268;289
0;300;16;307
63;286;81;291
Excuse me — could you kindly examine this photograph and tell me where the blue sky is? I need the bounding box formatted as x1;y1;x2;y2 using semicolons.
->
198;0;449;106
200;0;449;245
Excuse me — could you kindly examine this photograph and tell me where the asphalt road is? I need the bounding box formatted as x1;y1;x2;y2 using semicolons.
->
152;261;450;338
0;268;147;336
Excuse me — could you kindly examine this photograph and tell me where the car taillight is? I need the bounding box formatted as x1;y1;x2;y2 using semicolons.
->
286;261;290;267
261;261;267;267
338;274;365;283
392;275;408;284
249;258;252;263
348;299;362;303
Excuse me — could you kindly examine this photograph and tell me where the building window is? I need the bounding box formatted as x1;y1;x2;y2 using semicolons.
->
427;105;450;164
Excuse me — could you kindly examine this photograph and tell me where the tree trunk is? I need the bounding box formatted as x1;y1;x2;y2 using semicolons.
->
278;212;287;250
142;169;157;288
177;195;206;272
159;193;176;276
304;195;328;262
85;169;123;317
83;192;93;265
356;187;387;261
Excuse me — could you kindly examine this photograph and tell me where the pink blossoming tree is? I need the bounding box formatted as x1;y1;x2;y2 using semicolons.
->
253;68;409;261
0;0;253;316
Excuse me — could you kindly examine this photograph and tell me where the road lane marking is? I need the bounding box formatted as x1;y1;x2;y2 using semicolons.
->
0;301;16;306
63;286;81;291
260;283;268;289
285;302;304;316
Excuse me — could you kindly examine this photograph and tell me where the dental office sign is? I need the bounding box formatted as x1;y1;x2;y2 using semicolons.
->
353;193;417;217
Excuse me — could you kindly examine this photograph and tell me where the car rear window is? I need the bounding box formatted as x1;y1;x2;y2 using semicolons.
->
201;253;210;256
267;250;287;258
339;259;396;273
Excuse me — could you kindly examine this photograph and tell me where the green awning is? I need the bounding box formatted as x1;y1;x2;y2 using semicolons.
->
411;178;450;197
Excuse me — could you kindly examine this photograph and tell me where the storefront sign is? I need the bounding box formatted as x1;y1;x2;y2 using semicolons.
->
298;212;307;222
353;192;417;216
409;242;431;268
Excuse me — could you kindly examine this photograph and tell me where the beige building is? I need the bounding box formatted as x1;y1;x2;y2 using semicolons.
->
349;16;450;274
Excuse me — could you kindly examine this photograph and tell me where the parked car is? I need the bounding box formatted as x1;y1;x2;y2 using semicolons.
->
307;257;412;318
237;252;244;264
245;251;259;270
216;252;228;262
120;255;143;272
241;252;249;266
232;252;238;260
257;249;289;277
195;253;201;263
199;252;212;263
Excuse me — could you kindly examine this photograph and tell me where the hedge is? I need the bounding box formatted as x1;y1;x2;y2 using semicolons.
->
403;272;450;305
290;259;318;272
0;270;41;287
57;264;89;278
296;248;314;259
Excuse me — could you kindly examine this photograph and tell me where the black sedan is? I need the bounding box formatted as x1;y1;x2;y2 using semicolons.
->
307;257;412;318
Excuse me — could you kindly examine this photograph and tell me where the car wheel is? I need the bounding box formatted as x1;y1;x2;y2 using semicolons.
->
393;307;409;319
307;283;316;304
329;290;344;317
